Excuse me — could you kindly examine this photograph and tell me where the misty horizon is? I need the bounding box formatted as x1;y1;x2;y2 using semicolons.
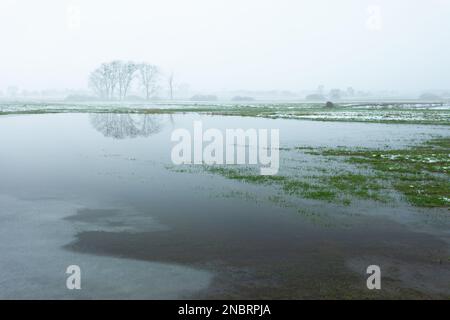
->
1;0;449;95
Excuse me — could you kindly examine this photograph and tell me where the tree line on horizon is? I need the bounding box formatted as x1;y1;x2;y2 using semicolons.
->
88;60;175;101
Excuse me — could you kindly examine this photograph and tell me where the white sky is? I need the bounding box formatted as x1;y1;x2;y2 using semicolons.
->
0;0;449;92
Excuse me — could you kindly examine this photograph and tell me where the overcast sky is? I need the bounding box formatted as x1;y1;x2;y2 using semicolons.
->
0;0;449;93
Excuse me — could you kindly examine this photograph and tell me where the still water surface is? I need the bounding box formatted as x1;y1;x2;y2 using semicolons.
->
0;113;449;298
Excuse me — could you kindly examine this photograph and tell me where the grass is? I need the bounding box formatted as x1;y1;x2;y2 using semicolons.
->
169;138;448;208
193;138;449;208
205;166;287;184
322;173;385;201
304;138;450;208
1;101;449;125
203;166;385;204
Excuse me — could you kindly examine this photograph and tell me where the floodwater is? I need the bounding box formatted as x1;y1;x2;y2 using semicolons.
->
0;113;449;299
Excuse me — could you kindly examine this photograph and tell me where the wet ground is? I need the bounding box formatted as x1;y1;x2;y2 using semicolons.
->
0;113;449;299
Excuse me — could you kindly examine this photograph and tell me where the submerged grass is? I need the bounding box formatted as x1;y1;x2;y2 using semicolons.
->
167;139;448;208
305;137;450;208
203;166;385;204
205;166;287;185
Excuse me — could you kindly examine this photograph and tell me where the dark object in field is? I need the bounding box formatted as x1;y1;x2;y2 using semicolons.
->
325;101;334;108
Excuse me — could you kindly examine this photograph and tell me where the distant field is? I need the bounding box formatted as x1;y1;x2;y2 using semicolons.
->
1;101;449;125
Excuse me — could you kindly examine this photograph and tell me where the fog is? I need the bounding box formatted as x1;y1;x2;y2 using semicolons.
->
0;0;449;93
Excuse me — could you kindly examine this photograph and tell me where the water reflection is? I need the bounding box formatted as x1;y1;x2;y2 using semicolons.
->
90;114;163;139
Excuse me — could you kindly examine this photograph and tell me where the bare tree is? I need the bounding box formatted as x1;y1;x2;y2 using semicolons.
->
168;72;174;100
138;63;159;100
89;62;121;100
107;60;122;100
89;61;126;100
117;61;138;100
89;63;111;99
88;71;104;98
90;61;159;100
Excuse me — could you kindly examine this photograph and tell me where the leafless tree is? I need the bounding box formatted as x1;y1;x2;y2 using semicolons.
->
138;63;159;100
89;63;111;99
108;60;121;99
90;61;159;100
168;72;174;100
89;61;121;100
117;61;138;100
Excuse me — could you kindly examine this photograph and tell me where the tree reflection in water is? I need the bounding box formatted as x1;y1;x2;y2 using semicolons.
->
90;114;163;139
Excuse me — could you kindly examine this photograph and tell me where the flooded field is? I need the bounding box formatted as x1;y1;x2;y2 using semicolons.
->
1;101;449;125
0;112;449;299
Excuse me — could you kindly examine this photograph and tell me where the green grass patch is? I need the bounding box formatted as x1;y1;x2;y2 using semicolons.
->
203;166;385;204
205;166;287;184
306;138;450;208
